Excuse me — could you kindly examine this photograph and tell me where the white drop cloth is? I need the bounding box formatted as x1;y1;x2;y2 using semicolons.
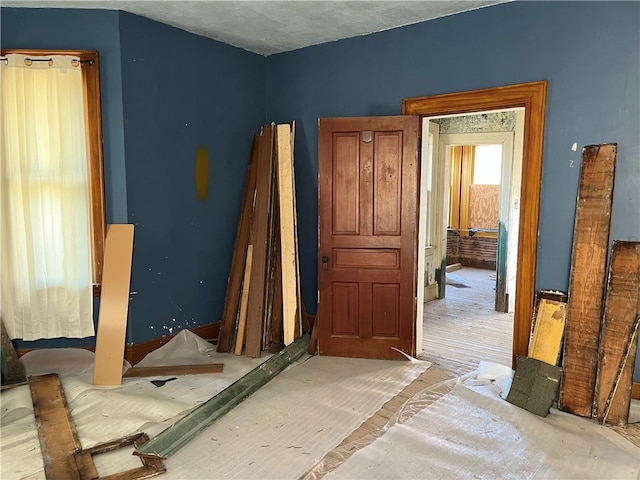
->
323;382;640;479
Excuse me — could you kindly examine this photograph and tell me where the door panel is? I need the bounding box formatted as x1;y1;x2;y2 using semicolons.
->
318;116;419;359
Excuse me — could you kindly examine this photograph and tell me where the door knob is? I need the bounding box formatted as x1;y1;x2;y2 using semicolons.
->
321;255;329;270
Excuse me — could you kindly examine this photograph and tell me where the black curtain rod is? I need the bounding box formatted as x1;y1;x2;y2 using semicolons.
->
0;57;94;66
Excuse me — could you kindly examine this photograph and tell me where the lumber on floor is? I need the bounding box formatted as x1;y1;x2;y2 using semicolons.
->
218;134;258;353
30;374;83;480
30;374;166;480
559;143;617;417
135;333;311;460
123;364;224;378
594;241;640;425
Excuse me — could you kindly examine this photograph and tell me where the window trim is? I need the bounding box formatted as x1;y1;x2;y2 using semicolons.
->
1;49;106;295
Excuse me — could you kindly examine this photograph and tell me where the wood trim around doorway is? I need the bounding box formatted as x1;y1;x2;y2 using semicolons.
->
402;80;547;367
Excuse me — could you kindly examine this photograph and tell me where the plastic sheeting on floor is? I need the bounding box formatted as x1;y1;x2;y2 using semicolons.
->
0;331;430;479
322;381;640;479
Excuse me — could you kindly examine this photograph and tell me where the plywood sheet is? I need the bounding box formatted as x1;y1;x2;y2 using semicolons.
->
559;144;616;417
93;224;135;386
594;241;640;425
528;298;566;365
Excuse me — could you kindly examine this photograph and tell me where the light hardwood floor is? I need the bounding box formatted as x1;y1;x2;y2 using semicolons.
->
420;266;514;374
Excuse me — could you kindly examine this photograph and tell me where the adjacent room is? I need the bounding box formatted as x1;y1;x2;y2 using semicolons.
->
1;1;639;478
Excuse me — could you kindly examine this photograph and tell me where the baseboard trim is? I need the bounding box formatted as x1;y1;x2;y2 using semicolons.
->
633;382;640;401
15;322;220;367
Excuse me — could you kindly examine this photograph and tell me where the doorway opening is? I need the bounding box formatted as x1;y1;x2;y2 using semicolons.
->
419;110;523;371
404;80;547;368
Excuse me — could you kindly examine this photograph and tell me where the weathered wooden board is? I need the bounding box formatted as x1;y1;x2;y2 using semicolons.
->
75;433;165;480
559;143;617;417
528;298;567;365
135;334;311;459
594;241;640;425
30;373;83;480
123;364;224;378
245;125;275;358
218;134;258;353
93;224;134;386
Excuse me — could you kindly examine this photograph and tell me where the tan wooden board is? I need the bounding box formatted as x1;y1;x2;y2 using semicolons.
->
559;144;616;417
235;244;254;355
93;224;134;386
528;298;566;365
123;364;224;377
594;241;640;425
276;123;300;345
218;135;258;353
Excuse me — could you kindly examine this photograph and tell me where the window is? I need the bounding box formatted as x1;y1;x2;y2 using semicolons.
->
0;50;105;339
448;144;501;235
2;49;105;289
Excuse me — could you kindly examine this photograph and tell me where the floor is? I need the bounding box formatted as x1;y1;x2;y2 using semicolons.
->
324;265;640;466
421;266;514;373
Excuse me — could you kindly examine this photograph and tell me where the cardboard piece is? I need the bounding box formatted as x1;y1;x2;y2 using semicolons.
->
93;224;134;386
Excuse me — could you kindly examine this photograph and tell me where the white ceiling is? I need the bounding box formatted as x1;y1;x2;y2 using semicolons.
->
2;0;509;56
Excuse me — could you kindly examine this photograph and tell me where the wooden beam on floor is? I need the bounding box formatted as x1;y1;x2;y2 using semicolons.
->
30;373;83;480
559;143;617;417
135;333;310;460
218;134;258;353
594;241;640;425
123;364;224;378
30;374;166;480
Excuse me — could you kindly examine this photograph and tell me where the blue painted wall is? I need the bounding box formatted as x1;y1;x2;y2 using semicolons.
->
265;1;640;377
1;8;266;348
118;12;265;344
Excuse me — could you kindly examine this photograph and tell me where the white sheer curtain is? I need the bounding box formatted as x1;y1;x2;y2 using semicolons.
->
0;53;94;340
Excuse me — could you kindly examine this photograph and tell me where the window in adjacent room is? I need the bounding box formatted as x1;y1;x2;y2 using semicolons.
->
448;144;502;236
0;50;105;340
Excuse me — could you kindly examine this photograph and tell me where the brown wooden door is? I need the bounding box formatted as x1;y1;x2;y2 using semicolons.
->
318;116;419;360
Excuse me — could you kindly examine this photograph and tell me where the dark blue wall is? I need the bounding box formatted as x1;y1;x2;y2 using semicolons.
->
265;0;639;307
118;12;266;344
1;8;266;348
265;1;639;378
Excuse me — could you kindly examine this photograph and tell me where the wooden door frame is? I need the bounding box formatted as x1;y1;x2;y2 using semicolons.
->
403;80;547;366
